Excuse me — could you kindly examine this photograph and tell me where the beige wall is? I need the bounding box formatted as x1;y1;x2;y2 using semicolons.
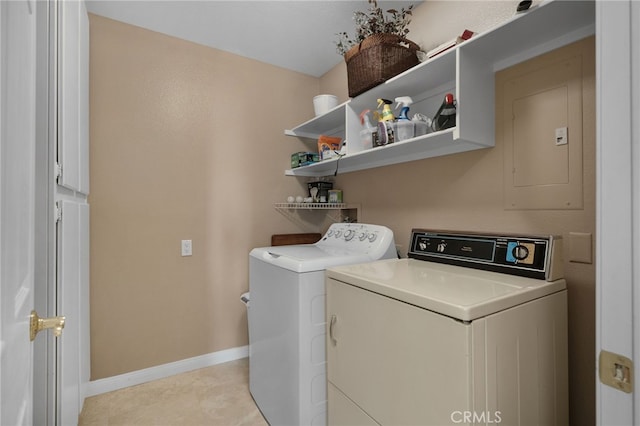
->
91;2;594;425
322;2;595;426
89;14;319;379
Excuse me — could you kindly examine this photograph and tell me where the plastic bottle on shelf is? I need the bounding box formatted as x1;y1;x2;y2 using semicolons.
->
395;96;413;120
377;98;395;122
432;93;457;132
394;96;415;141
376;99;395;145
359;109;377;150
412;113;432;137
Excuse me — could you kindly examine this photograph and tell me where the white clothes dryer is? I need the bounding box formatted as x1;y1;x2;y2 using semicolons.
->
248;223;396;426
326;229;568;426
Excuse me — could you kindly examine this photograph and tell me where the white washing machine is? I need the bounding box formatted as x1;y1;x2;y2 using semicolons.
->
248;223;396;426
326;229;569;426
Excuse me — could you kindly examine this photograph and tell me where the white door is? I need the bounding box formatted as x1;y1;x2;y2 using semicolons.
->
2;0;90;424
0;0;38;424
596;0;640;424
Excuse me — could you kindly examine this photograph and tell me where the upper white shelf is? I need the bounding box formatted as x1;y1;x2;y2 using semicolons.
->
284;0;595;177
465;0;595;71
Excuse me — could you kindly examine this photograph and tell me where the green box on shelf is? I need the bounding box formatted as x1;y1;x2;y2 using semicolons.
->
291;152;319;168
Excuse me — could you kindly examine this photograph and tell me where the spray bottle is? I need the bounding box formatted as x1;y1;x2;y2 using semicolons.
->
394;96;413;120
394;96;415;141
359;109;377;150
377;98;395;122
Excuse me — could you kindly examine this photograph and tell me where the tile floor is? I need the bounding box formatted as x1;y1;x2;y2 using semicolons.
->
79;358;268;426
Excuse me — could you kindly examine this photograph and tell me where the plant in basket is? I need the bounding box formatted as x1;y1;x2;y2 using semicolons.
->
335;0;421;97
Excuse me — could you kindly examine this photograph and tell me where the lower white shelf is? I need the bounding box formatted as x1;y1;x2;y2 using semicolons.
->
285;128;491;177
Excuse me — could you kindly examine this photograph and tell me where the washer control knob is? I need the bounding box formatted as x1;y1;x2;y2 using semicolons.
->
344;230;355;241
359;232;368;241
334;230;342;238
437;242;447;253
368;233;377;243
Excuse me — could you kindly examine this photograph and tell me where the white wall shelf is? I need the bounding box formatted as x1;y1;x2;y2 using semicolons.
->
284;0;595;177
284;101;348;139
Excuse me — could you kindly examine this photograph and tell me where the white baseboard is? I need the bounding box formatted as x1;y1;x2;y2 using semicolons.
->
85;345;248;397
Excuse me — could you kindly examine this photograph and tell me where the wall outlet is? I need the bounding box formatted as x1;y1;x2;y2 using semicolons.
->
181;239;192;257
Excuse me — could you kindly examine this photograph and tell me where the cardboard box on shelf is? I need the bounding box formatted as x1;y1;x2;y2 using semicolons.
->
317;135;342;161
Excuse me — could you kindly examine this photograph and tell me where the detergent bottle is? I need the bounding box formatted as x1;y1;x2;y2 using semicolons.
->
394;96;415;141
432;93;457;132
375;99;395;145
359;109;377;150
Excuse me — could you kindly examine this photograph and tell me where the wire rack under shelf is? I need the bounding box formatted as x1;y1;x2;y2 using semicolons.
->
274;203;359;232
274;202;349;210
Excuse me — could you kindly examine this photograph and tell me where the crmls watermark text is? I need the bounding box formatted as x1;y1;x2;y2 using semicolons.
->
450;411;502;424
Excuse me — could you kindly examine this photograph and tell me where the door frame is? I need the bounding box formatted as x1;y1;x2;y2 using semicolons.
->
595;0;639;423
33;0;57;424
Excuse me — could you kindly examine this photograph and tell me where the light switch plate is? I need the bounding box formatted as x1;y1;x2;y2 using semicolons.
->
181;239;192;257
555;126;568;145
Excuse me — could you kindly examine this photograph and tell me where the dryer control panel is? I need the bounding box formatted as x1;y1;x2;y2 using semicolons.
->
408;229;563;281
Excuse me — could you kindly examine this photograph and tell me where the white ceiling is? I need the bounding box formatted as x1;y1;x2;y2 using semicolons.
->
85;0;422;77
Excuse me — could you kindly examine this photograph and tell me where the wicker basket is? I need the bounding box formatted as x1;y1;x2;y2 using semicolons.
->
345;34;420;98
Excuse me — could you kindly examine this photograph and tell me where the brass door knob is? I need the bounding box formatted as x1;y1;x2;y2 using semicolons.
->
30;310;65;341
